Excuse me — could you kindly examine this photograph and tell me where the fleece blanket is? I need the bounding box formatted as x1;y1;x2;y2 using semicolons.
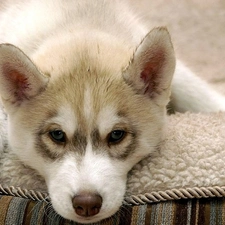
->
1;102;225;200
127;112;225;198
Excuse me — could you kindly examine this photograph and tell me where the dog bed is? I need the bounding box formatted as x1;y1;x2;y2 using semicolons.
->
1;109;225;224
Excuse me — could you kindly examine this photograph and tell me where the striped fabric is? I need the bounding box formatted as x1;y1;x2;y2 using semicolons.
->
0;195;225;225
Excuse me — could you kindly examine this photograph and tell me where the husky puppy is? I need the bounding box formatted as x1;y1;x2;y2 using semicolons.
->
0;1;225;223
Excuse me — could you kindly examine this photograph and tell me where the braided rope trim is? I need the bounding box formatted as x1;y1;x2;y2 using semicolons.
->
0;185;49;202
124;186;225;205
1;185;225;205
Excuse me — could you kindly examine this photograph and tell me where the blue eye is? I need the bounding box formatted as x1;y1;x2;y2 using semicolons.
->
49;130;66;143
108;130;125;144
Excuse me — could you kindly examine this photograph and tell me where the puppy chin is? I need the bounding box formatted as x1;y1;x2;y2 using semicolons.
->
48;183;125;223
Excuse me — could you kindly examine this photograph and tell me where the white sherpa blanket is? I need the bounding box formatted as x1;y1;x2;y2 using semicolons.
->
127;112;225;194
1;104;225;201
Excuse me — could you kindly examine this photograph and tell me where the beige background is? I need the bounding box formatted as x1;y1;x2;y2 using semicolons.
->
132;0;225;94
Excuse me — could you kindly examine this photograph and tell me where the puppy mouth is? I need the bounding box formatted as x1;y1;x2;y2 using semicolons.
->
74;209;118;224
71;193;121;223
75;215;103;224
49;189;123;223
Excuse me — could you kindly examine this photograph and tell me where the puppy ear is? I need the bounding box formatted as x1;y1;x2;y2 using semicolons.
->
123;27;175;105
0;44;49;106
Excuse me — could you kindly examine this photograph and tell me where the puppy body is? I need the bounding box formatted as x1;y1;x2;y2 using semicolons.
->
0;1;224;223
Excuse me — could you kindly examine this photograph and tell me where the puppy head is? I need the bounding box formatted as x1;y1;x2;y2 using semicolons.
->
0;27;175;223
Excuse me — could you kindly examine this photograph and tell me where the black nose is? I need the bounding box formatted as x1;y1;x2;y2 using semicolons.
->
72;193;102;217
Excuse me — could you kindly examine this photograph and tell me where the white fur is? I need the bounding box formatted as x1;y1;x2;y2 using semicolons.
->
47;143;127;223
171;61;225;112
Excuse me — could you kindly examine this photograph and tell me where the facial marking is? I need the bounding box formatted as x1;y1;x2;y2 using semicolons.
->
113;131;137;160
71;130;87;155
37;136;61;160
36;104;77;160
91;129;101;149
94;105;138;160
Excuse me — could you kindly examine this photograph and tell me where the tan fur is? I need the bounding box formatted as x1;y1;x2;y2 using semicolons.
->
16;49;166;161
0;1;225;223
3;0;220;223
0;27;174;223
15;30;172;162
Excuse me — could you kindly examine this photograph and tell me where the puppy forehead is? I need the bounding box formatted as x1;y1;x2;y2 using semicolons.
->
83;86;93;122
49;104;123;139
45;77;129;137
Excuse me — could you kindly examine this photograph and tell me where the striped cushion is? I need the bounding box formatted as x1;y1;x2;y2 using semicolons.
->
1;194;225;224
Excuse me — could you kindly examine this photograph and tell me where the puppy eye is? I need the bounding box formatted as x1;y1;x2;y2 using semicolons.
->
108;130;126;144
49;130;66;143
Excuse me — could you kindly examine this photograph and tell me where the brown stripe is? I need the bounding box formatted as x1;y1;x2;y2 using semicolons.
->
204;199;211;224
130;205;139;225
156;203;163;224
195;199;200;225
222;199;225;225
0;196;13;224
118;205;132;225
23;200;36;225
37;201;46;224
174;199;188;225
145;204;152;225
172;201;176;225
190;199;197;225
198;199;207;225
